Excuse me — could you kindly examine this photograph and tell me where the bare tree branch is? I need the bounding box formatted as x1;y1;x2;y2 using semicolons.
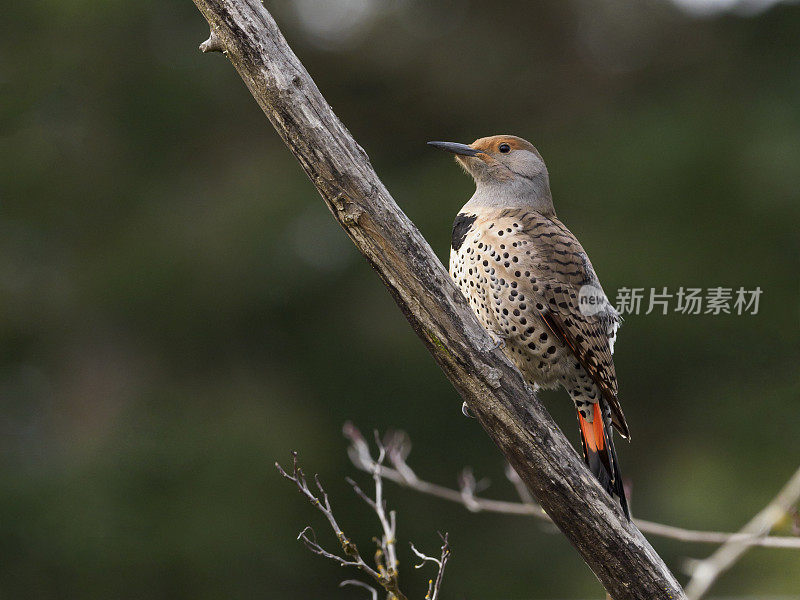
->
684;465;800;599
277;451;452;600
345;423;800;551
343;434;401;585
370;432;399;576
191;2;687;597
275;453;386;587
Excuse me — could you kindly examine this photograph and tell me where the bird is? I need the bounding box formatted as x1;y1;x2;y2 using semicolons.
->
429;135;630;519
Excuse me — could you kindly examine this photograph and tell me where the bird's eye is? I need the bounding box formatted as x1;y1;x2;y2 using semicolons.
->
498;143;511;153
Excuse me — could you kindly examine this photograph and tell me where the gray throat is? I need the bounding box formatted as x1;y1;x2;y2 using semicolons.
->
461;177;555;216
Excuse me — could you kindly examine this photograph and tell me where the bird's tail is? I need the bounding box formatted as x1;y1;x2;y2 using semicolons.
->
577;402;630;519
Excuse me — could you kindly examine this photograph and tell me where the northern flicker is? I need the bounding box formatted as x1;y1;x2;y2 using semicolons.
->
429;135;630;518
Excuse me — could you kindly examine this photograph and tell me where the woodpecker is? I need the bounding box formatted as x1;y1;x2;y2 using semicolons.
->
429;135;630;518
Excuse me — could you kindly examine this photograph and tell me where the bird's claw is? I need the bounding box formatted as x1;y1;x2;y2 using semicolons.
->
489;333;507;351
461;401;475;418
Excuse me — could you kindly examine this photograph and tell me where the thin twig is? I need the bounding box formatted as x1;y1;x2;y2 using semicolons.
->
345;433;400;585
370;431;400;576
505;462;535;504
344;423;800;550
430;533;450;600
684;465;800;599
277;449;454;599
295;526;362;568
458;468;483;512
339;580;378;600
410;533;450;600
275;453;406;600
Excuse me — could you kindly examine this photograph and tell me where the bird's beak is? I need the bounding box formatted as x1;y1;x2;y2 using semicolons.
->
427;141;481;157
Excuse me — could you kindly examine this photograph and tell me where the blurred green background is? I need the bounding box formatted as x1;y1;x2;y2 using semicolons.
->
1;0;799;598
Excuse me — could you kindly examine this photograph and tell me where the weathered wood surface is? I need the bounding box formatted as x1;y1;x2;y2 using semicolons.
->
190;2;686;598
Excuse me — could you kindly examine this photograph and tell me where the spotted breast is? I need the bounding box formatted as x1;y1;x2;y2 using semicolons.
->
450;208;626;428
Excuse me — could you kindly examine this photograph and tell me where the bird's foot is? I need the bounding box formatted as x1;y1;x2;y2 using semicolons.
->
489;332;508;351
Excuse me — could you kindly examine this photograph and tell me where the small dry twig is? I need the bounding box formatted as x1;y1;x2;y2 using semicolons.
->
345;431;400;582
340;579;378;600
410;533;450;600
275;454;379;569
275;452;403;599
277;447;451;600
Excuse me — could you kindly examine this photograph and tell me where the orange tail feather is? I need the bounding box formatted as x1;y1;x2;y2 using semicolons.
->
577;403;629;519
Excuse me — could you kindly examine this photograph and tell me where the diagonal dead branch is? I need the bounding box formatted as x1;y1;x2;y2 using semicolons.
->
191;2;688;596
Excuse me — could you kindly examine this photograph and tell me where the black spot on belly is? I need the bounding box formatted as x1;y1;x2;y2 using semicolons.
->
451;213;478;251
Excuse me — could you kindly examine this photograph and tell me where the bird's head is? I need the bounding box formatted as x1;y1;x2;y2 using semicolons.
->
428;135;553;212
428;135;548;185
